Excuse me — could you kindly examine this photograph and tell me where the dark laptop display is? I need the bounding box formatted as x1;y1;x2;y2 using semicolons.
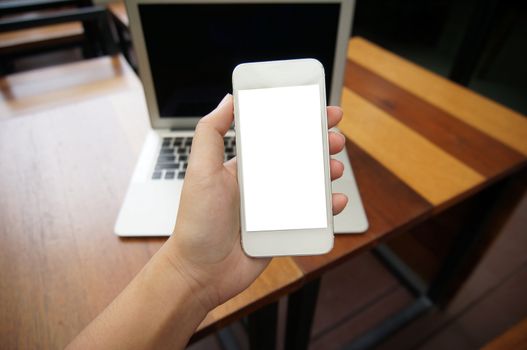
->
139;3;340;117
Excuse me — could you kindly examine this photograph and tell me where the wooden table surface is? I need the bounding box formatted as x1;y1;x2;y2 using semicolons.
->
1;36;526;349
0;22;83;50
0;55;302;349
293;38;527;278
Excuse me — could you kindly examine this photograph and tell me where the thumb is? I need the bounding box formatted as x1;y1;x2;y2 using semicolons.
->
199;94;233;134
189;94;233;171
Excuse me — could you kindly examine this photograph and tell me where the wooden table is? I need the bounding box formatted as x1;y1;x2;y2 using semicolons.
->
1;38;526;349
286;38;527;349
0;55;303;349
294;37;526;278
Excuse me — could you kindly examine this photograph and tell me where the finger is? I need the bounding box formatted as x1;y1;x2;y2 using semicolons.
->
329;131;346;155
330;159;344;181
199;94;233;134
327;106;343;129
189;94;233;171
332;193;348;215
224;156;237;178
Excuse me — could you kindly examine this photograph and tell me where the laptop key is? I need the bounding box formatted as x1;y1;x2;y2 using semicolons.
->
178;171;185;179
160;148;174;154
156;163;178;170
179;155;188;161
177;148;186;154
165;171;175;179
152;171;162;179
225;147;234;153
157;155;175;162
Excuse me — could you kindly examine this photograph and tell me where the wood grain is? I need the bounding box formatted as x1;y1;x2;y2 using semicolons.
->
0;55;139;119
344;60;526;178
0;22;83;49
293;140;432;277
2;35;525;350
339;88;485;207
347;37;527;156
0;95;151;349
0;58;302;348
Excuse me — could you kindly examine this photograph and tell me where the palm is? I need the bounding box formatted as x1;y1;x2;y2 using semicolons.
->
171;131;269;307
167;94;347;310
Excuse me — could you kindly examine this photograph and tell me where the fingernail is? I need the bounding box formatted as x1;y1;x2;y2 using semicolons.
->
217;93;231;107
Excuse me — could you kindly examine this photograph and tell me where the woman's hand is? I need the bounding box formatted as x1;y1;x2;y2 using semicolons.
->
69;94;348;350
161;94;348;312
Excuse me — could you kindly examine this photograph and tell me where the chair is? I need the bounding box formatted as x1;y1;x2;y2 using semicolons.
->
0;0;117;75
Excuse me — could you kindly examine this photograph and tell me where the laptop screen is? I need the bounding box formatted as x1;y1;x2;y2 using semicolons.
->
138;3;340;117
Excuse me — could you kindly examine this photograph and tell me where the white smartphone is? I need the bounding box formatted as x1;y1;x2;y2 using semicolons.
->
233;59;334;257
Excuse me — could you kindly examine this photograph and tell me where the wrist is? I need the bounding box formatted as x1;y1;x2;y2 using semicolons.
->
76;246;213;349
155;244;218;313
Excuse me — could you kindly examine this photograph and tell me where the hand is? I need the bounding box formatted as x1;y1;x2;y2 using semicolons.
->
161;94;348;312
67;94;348;350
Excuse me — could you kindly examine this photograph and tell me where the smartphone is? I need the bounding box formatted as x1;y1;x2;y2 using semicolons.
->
233;59;334;257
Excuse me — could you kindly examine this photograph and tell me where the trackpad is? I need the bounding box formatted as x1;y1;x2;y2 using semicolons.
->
115;182;182;236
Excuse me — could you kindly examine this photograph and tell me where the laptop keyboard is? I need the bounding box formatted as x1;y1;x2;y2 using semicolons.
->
152;136;236;180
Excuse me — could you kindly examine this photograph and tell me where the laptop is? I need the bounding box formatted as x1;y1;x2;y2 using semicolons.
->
115;0;368;236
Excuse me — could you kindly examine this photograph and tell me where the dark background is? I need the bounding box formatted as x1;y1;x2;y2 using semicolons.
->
352;0;527;115
7;0;527;116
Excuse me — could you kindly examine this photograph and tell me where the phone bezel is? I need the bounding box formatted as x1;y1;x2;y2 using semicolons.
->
233;59;334;257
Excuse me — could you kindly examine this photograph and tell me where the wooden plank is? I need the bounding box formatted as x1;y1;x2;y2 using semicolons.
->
0;95;152;349
312;253;403;337
347;37;527;156
0;60;302;348
0;22;83;48
339;88;485;207
310;286;413;350
345;60;526;178
293;140;432;277
0;55;140;119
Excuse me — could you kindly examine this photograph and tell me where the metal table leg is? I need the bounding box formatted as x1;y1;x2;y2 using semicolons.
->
248;301;279;350
285;278;321;350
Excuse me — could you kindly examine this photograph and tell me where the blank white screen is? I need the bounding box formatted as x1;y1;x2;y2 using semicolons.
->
238;84;328;232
